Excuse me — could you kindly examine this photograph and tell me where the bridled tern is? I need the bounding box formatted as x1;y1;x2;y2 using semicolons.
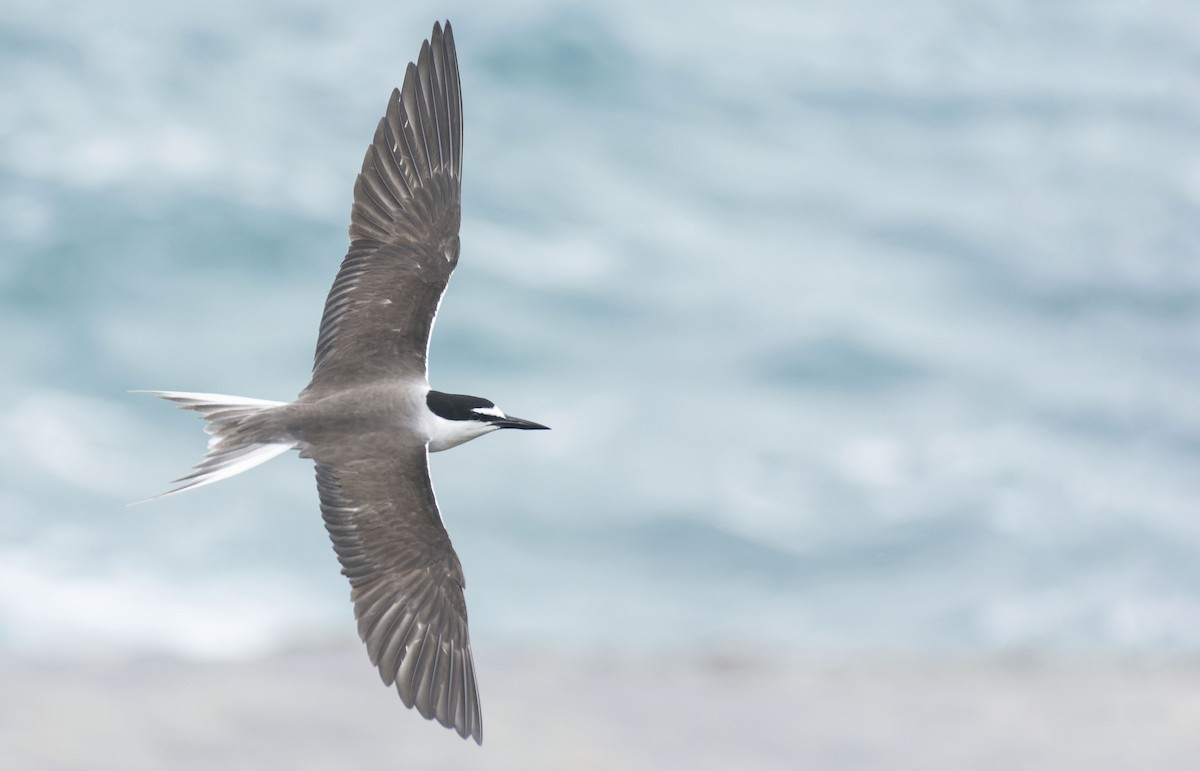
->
139;21;547;744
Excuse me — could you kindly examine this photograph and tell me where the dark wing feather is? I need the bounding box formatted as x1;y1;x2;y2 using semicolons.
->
314;441;482;744
306;21;463;394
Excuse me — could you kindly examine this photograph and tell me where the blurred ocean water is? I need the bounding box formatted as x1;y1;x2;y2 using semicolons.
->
2;0;1199;657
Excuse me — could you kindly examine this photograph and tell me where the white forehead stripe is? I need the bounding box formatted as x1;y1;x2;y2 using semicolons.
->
471;406;506;418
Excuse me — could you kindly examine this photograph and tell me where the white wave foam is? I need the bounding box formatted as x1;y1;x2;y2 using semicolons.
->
0;551;328;660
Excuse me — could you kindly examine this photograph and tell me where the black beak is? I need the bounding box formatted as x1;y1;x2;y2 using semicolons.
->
492;415;550;431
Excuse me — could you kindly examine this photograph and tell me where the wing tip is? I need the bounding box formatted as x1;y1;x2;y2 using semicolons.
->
378;627;483;744
432;20;456;57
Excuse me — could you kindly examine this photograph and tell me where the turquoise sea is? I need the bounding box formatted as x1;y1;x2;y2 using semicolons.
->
3;0;1199;658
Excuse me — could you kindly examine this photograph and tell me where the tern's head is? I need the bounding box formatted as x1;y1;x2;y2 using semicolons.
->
425;390;549;452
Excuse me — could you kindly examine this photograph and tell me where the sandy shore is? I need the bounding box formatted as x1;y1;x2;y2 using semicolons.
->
4;645;1199;770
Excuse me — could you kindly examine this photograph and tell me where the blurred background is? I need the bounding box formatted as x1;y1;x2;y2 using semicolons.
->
3;0;1199;768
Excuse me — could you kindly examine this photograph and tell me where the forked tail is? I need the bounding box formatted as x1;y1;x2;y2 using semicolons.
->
137;390;296;500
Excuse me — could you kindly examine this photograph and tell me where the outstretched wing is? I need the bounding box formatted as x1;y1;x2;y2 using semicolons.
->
313;441;482;744
306;21;463;395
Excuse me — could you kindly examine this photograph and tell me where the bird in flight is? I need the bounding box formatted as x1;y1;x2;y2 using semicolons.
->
139;21;547;744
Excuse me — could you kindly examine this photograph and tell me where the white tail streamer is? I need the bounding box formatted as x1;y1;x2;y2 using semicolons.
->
134;390;295;501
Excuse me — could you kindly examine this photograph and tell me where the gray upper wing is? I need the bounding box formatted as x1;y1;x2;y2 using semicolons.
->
306;21;463;394
314;440;482;744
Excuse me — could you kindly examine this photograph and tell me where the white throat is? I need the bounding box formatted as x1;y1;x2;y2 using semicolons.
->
425;411;501;452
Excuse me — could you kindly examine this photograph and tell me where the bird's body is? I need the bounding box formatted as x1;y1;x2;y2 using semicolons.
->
139;21;546;745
